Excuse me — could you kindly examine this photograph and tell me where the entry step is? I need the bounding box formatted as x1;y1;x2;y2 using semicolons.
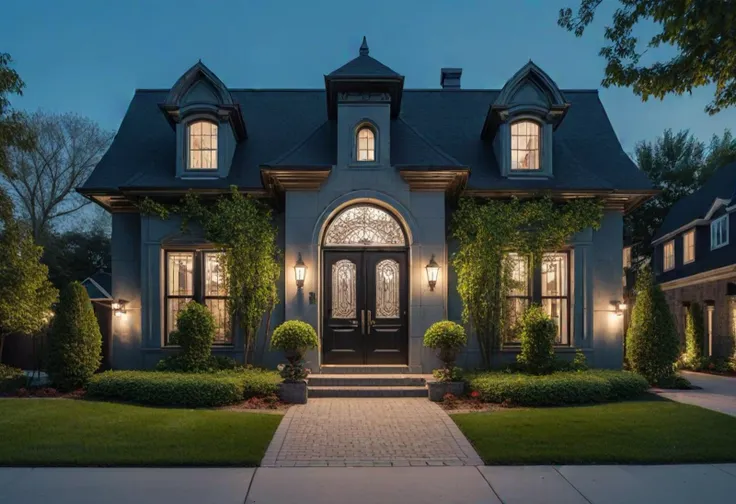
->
318;365;412;374
308;374;428;387
308;385;428;398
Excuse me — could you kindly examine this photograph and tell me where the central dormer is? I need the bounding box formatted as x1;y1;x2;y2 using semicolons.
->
325;37;404;168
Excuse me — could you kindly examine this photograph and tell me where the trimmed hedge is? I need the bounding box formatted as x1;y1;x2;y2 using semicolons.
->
86;369;280;408
0;364;25;393
467;370;649;407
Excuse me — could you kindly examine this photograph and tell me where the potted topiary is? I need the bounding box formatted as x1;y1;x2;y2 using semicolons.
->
424;320;467;401
270;320;318;404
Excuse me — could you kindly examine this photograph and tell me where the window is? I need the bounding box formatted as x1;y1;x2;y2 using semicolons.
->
188;121;218;169
165;250;231;344
356;127;375;162
504;252;570;345
711;215;729;250
683;230;695;264
510;120;540;170
663;241;675;271
623;247;631;269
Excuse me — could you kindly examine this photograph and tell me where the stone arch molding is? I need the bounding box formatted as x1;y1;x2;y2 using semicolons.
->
313;191;417;247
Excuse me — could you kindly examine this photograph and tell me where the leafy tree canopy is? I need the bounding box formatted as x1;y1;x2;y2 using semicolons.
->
559;0;736;114
42;229;110;290
0;53;34;176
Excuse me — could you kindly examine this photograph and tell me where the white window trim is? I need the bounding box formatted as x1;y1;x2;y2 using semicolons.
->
187;120;219;171
663;240;675;272
509;120;541;171
683;230;695;264
710;214;729;250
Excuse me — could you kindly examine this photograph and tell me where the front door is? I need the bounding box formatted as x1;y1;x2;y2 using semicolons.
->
323;251;407;365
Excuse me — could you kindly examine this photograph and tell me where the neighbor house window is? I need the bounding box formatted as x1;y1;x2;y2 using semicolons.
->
663;240;675;271
622;246;631;287
188;121;218;169
356;127;375;162
711;215;729;250
683;230;695;264
510;120;540;170
165;250;231;344
504;252;570;345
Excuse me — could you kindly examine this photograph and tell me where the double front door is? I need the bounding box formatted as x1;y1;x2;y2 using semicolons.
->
323;250;408;365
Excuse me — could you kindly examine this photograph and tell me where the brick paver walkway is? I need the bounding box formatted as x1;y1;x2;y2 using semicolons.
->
261;398;483;467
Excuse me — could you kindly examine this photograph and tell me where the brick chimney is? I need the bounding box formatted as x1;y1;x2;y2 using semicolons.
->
440;68;462;89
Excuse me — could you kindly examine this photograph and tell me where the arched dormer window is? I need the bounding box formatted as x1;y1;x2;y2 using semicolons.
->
188;121;218;170
510;120;540;170
356;126;376;162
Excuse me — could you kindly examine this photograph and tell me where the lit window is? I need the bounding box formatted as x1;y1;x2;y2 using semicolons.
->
623;247;631;269
165;250;231;344
188;121;218;169
356;127;375;162
663;240;675;271
683;230;695;264
505;253;530;344
541;253;569;345
710;215;729;250
510;120;540;170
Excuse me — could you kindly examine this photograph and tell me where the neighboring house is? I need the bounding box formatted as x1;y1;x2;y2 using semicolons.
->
78;38;653;372
653;162;736;358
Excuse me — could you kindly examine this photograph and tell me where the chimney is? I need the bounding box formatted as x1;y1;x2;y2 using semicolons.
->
440;68;462;89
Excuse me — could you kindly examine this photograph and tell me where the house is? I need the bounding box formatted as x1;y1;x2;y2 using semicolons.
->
653;162;736;357
78;38;653;372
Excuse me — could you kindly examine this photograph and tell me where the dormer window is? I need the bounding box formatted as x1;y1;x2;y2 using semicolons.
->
357;126;376;162
188;121;218;170
510;120;540;170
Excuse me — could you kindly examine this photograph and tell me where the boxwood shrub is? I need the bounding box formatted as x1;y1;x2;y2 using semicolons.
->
86;369;280;408
0;364;26;393
467;370;649;407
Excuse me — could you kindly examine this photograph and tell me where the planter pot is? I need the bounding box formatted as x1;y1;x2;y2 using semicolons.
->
427;381;464;402
279;380;308;404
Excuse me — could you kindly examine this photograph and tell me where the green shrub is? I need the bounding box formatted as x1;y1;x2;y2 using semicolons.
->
626;268;679;385
516;305;556;375
424;321;467;381
0;364;25;393
156;354;239;373
168;302;215;371
86;369;280;408
682;303;705;370
270;320;319;360
467;370;649;407
47;282;102;391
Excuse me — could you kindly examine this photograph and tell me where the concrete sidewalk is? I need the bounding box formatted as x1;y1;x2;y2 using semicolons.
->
655;371;736;416
2;465;736;504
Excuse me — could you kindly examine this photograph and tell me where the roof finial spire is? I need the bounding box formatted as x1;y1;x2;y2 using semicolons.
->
359;36;369;56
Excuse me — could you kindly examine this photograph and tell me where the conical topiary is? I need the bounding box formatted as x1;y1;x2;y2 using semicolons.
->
47;282;102;391
683;302;705;369
625;268;679;385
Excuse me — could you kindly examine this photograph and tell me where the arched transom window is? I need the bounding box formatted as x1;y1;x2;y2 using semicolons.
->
324;205;405;246
510;120;540;170
188;121;218;169
356;127;376;162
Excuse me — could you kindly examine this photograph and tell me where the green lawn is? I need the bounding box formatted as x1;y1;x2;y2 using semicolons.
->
0;399;283;466
452;395;736;465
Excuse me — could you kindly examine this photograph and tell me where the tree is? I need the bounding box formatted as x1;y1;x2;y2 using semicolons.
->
0;188;58;361
683;302;705;370
47;282;102;390
42;229;110;290
625;267;679;385
559;1;736;114
700;129;736;184
0;53;34;176
3;111;113;241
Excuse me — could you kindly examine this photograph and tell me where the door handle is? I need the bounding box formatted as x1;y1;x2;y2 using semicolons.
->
361;309;365;335
367;310;372;334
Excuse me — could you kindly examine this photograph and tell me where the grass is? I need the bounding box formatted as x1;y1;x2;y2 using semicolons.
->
0;399;283;466
452;395;736;465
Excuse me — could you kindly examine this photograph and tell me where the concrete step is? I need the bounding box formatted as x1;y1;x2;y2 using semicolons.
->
308;374;427;387
318;365;412;374
308;385;428;398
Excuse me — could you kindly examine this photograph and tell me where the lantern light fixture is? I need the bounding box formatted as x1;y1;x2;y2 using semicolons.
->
426;254;440;291
113;299;128;318
294;253;306;290
611;300;627;317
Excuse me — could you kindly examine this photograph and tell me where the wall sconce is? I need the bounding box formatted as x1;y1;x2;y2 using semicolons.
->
426;254;440;291
294;253;306;290
611;300;627;317
112;299;127;318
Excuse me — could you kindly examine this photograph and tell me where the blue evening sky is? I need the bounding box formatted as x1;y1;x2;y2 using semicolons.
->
2;0;734;155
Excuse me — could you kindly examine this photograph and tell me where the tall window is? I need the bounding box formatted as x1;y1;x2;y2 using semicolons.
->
683;230;695;264
505;252;570;345
663;240;675;271
165;250;231;344
188;121;218;169
356;127;376;162
622;246;631;287
510;120;540;170
711;215;729;250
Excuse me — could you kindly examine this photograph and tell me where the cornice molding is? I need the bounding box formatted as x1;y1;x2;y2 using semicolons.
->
462;189;657;213
261;167;332;193
398;169;468;192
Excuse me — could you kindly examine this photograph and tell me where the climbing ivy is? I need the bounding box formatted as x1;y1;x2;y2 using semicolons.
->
138;187;280;363
451;196;603;368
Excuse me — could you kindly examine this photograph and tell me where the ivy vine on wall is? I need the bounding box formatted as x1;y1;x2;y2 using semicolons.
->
137;187;280;364
451;196;604;368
